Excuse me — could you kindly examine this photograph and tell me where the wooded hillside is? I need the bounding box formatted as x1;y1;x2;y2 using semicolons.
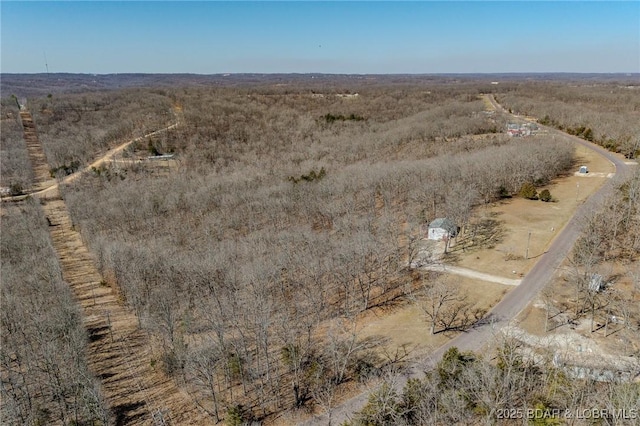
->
4;79;637;424
57;85;572;422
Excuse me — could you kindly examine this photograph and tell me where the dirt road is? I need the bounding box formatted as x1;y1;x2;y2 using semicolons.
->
422;263;521;286
9;110;209;424
46;123;178;193
41;187;208;425
302;95;637;425
1;122;178;203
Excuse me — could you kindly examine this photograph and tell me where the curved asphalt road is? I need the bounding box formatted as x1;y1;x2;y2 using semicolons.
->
303;95;636;425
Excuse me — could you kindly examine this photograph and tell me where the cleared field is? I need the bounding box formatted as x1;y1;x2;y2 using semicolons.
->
358;276;510;358
452;140;614;279
350;139;615;368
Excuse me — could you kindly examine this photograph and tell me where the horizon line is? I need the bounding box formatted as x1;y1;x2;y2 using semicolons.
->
3;72;640;76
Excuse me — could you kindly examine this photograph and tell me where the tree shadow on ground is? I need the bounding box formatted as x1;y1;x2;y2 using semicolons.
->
113;401;146;426
448;213;505;254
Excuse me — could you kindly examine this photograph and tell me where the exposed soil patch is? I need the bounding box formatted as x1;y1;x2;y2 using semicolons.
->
40;186;208;425
17;109;56;190
16;109;208;425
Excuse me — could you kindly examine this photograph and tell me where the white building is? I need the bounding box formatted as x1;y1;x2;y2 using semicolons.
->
427;218;458;241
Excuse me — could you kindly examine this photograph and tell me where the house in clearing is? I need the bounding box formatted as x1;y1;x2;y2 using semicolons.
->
427;218;458;241
507;122;538;137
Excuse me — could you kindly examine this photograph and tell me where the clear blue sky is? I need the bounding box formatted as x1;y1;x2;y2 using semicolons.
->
1;1;638;74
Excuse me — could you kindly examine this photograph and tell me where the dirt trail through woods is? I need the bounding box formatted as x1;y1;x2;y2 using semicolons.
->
16;109;208;425
3;117;178;201
41;123;178;196
18;109;56;189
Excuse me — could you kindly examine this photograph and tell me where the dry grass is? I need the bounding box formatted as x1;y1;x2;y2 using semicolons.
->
357;276;510;360
452;141;614;278
352;138;615;363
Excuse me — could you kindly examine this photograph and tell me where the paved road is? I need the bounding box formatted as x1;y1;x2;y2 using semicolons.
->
303;95;636;425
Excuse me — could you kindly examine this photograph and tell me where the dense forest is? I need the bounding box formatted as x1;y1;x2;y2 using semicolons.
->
1;199;110;424
1;77;639;425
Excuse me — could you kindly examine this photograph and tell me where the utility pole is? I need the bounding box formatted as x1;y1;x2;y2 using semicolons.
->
525;230;532;260
44;51;49;76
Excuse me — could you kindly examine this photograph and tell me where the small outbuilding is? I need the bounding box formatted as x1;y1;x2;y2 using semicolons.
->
427;218;458;241
579;165;588;174
588;273;605;292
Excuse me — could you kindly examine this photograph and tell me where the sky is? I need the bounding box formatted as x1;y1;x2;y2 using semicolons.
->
1;1;639;74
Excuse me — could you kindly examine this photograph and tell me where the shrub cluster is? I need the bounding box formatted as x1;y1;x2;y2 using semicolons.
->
288;167;327;183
